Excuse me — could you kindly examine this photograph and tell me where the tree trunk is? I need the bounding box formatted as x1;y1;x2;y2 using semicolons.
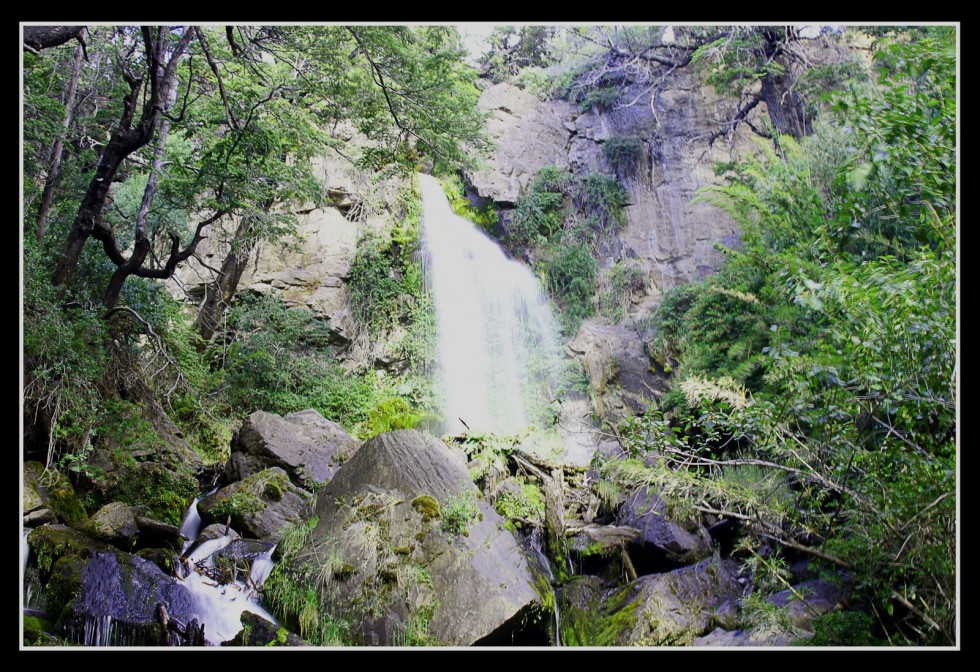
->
37;38;85;243
23;26;85;52
102;104;173;309
53;127;142;286
52;26;193;289
193;201;271;342
760;30;811;139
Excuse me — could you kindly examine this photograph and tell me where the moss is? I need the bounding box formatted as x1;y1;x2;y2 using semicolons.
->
22;614;53;640
28;526;114;577
441;493;479;536
208;489;265;520
95;463;198;526
411;495;441;520
531;571;556;613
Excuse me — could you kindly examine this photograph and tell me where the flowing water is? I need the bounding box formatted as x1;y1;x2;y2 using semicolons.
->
174;499;278;645
419;173;563;436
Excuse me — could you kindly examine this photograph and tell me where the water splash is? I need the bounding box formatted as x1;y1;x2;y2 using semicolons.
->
176;503;278;645
419;173;563;435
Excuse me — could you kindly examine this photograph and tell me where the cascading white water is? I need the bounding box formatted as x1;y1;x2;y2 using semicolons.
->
176;501;278;645
419;173;563;435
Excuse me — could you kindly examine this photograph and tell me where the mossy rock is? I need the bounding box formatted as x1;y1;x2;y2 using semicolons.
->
223;611;308;646
80;461;198;527
23;462;88;527
198;467;312;541
27;525;116;577
561;558;740;646
135;547;178;574
80;502;140;550
22;614;58;646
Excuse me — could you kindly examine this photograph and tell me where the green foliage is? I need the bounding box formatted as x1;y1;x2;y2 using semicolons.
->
629;33;955;645
440;172;499;231
355;397;432;438
806;610;885;646
603;136;646;181
510;168;569;248
478;25;553;84
494;478;545;526
572;174;628;233
541;240;598;334
348;235;405;335
579;86;621;112
441;492;480;536
598;260;646;323
225;294;377;429
506;165;631;332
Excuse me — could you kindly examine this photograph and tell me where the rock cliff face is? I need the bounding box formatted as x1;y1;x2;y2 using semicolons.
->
466;34;864;316
468;79;750;311
169;150;407;347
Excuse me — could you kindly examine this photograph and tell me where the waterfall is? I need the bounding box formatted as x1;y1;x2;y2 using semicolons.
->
419;173;563;435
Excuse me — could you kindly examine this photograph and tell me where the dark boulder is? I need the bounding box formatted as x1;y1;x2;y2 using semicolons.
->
616;486;713;572
225;409;351;486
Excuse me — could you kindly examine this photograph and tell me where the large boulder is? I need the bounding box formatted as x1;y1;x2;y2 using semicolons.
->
225;409;351;486
615;486;713;571
560;557;740;646
53;552;198;646
27;525;198;646
198;467;312;542
288;430;547;646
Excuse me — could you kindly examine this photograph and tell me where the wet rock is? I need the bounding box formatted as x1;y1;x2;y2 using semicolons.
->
24;508;57;526
134;516;182;550
198;467;312;542
54;552;197;646
225;409;351;486
223;612;308;647
135;547;179;575
561;557;740;646
291;430;545;646
197;523;239;545
616;486;713;571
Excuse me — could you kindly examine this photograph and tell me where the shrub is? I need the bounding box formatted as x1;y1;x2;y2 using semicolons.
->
573;173;628;233
603;136;646;181
580;86;620;112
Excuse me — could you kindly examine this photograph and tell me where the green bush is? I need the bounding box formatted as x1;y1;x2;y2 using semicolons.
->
347;236;404;335
580;86;620;112
541;240;598;334
225;294;378;430
573;174;628;233
598;260;646;323
603;136;646;180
